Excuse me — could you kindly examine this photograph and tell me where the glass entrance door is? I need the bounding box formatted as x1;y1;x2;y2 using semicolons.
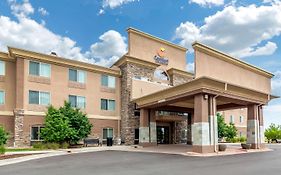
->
157;126;170;144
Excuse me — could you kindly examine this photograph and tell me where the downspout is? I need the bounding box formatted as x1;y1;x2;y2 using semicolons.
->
148;109;151;143
257;104;263;149
213;83;227;152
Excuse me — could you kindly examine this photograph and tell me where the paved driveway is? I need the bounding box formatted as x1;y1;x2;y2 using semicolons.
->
1;145;281;175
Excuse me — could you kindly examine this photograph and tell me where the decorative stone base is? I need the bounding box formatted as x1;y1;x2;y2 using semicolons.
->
192;145;217;153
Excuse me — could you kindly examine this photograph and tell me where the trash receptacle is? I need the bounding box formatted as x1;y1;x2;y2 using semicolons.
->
107;137;113;146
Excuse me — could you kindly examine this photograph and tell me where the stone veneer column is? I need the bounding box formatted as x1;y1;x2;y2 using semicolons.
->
192;94;213;153
14;109;25;147
247;104;259;149
119;63;154;145
139;109;157;146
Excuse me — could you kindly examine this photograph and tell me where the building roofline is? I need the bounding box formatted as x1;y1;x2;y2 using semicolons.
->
167;68;194;78
192;42;274;78
112;54;160;69
0;51;15;62
8;47;121;77
127;27;188;52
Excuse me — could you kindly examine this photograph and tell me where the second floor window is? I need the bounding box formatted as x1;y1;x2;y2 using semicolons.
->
0;90;4;105
101;75;115;88
0;61;5;76
29;90;50;105
230;115;234;124
29;61;51;78
69;95;86;109
240;116;244;123
101;99;115;111
69;69;86;83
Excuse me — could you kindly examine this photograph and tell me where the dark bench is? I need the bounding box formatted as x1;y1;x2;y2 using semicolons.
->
84;138;101;147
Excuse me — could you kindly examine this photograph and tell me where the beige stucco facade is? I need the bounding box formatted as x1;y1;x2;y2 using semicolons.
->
0;28;276;153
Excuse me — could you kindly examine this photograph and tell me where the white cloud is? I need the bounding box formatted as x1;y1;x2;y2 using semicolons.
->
87;30;127;66
174;3;281;58
186;62;195;73
189;0;224;7
8;0;34;18
98;9;105;15
0;1;127;67
102;0;138;9
38;7;49;16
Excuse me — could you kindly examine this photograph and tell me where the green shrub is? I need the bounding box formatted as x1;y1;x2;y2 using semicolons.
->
239;136;247;143
0;145;5;154
60;142;69;149
0;126;8;145
33;142;46;149
45;143;60;150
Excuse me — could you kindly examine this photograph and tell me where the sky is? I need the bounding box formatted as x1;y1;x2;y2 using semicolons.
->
0;0;280;128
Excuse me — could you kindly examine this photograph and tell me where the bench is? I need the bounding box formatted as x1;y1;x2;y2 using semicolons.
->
83;138;101;147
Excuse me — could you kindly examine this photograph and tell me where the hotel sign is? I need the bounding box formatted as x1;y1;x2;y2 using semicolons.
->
154;47;169;65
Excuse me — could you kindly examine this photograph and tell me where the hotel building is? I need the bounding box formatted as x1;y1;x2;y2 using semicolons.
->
0;28;276;153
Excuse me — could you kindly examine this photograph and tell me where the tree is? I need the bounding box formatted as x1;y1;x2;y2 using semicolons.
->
217;113;237;139
41;102;92;144
265;124;281;141
0;126;8;145
217;113;227;139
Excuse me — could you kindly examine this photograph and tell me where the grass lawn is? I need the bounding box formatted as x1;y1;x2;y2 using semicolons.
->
5;148;45;152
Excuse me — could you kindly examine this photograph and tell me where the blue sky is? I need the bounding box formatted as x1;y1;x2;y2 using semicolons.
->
0;0;280;128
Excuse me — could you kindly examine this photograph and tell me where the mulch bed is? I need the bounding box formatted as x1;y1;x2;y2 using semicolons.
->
0;153;41;160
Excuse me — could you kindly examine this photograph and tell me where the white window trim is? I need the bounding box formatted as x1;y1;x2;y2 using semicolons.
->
29;90;51;105
0;90;5;105
0;61;5;76
30;125;44;141
29;60;51;78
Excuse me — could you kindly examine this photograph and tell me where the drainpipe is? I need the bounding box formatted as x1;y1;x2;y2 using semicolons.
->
213;94;219;153
256;104;263;149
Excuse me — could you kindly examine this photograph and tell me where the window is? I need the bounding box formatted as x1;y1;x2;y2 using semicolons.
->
103;128;113;139
0;61;5;75
101;75;115;88
240;116;244;123
69;95;86;109
230;115;234;124
69;69;86;83
0;91;4;105
31;126;44;141
29;90;50;105
29;61;51;77
101;99;115;111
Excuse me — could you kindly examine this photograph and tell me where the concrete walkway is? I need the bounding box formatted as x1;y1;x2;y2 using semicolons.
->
0;144;272;166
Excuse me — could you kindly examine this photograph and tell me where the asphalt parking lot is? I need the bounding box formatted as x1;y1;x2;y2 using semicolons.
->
1;145;281;175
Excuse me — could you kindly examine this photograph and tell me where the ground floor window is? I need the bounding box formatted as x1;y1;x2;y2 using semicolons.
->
31;126;44;141
103;128;113;139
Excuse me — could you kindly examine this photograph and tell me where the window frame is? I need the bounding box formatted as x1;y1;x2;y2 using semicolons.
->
100;99;116;111
230;115;234;124
68;95;86;109
30;125;44;141
68;68;86;84
101;75;116;88
0;60;5;76
102;128;114;140
29;60;51;78
28;90;50;105
239;116;244;123
0;90;5;105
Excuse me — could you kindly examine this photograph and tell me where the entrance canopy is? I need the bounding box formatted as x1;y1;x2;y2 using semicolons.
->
133;76;277;112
